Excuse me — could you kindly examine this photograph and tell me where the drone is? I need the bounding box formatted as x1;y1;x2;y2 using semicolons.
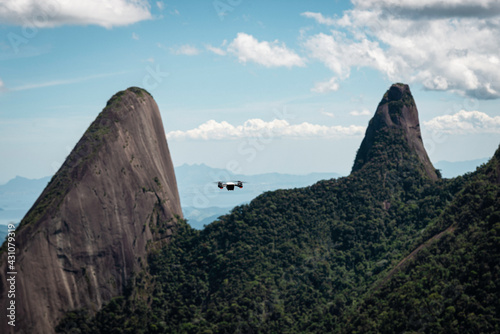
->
217;181;245;191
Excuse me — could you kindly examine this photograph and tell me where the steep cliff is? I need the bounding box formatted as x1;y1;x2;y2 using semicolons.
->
352;83;438;181
0;87;182;334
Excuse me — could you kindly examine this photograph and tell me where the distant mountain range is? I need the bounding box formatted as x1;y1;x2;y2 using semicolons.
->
0;175;51;209
434;158;489;178
0;176;51;228
175;163;341;229
0;159;490;233
0;175;51;242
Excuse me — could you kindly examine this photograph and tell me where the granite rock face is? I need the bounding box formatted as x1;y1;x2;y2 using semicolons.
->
352;83;438;181
0;87;182;333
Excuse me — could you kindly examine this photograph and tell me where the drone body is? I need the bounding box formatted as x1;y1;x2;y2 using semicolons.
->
217;181;244;191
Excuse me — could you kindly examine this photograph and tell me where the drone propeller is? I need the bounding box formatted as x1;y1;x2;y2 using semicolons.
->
234;180;246;188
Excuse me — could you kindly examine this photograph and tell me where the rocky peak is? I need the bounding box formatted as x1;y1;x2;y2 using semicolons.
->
351;83;438;181
0;87;182;334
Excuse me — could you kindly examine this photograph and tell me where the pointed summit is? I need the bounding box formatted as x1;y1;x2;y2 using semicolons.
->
0;87;183;334
352;83;438;180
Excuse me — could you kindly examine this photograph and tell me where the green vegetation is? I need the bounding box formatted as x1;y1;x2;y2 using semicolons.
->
53;83;500;333
105;86;151;110
56;124;500;334
388;99;404;121
341;158;500;333
106;90;126;107
129;86;152;98
153;176;161;187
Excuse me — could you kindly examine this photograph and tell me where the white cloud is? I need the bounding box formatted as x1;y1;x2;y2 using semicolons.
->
301;12;336;25
0;79;5;91
167;119;365;140
132;32;139;40
206;44;227;56
311;77;340;93
0;0;152;28
423;110;500;134
304;32;394;81
320;109;335;118
302;1;500;99
227;33;305;68
170;45;200;56
156;1;165;11
350;109;371;116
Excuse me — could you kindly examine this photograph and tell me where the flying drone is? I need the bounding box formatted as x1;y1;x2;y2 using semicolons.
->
217;181;245;191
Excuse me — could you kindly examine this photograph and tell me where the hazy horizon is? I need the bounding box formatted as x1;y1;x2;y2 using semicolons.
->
0;156;492;186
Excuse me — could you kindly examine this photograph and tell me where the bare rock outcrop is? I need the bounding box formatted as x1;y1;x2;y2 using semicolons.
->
352;83;438;181
0;87;182;333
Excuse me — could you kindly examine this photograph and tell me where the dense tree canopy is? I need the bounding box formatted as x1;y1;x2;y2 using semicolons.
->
56;140;500;333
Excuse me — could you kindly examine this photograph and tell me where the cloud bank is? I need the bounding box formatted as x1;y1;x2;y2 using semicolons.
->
167;119;365;140
0;0;152;28
424;110;500;134
302;0;500;99
352;0;500;19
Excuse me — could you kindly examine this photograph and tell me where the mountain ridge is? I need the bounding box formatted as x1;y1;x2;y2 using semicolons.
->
4;83;498;333
342;144;500;333
55;83;500;333
0;166;341;232
3;157;491;229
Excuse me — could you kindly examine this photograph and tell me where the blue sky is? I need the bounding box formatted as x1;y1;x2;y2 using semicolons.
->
1;0;500;184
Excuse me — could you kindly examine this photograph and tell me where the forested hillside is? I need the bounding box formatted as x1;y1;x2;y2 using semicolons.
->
56;85;500;333
341;146;500;333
